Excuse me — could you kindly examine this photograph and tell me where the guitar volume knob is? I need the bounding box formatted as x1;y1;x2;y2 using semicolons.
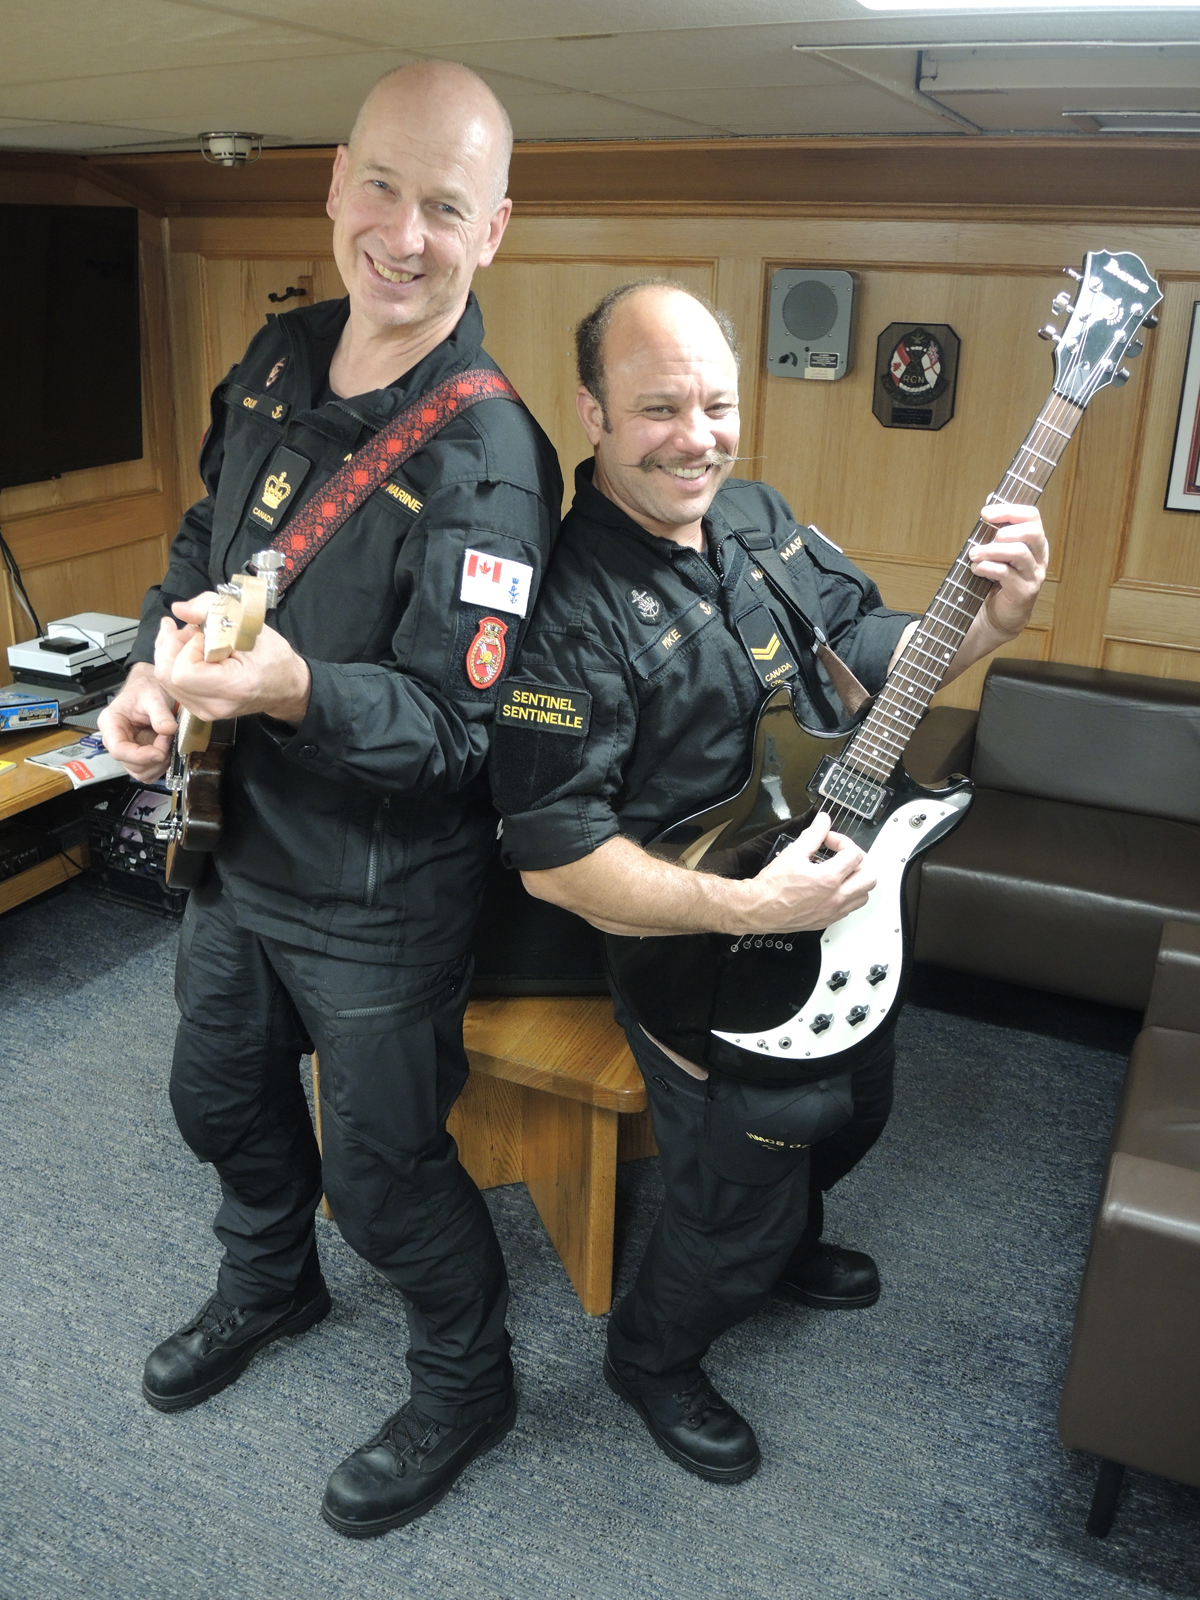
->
827;970;850;991
846;1005;870;1027
867;964;889;986
810;1014;833;1034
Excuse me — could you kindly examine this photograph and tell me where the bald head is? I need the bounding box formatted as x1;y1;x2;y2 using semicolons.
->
327;58;515;350
350;61;513;210
576;279;740;423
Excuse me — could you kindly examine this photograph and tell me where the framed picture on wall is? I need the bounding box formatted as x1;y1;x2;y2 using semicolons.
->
1166;301;1200;512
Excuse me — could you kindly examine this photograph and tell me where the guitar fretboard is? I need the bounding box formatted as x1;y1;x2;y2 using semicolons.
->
841;393;1085;785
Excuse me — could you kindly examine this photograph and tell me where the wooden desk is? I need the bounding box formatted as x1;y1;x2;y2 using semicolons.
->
0;724;91;914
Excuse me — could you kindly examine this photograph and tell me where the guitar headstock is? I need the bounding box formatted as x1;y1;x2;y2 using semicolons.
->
1047;250;1162;408
202;573;269;662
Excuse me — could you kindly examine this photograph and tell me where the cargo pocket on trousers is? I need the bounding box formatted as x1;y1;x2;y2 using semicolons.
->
700;1073;854;1186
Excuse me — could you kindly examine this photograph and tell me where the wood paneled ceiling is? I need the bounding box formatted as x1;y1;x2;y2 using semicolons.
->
2;0;1199;153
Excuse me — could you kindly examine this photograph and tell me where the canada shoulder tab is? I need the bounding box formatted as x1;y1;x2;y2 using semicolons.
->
497;681;592;736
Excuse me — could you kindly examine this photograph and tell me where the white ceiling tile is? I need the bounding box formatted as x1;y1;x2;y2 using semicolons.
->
0;120;189;150
0;0;350;87
622;83;942;137
172;1;858;52
499;92;728;140
448;25;850;95
0;52;412;138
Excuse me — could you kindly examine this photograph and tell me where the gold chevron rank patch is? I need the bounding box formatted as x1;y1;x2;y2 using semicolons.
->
736;604;797;689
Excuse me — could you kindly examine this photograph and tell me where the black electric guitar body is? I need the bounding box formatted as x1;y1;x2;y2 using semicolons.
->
608;248;1162;1086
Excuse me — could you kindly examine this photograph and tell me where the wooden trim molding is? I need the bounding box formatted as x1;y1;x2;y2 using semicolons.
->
1104;585;1200;651
3;491;170;569
85;137;1200;221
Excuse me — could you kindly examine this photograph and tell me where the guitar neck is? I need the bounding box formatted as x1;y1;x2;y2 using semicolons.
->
843;391;1084;784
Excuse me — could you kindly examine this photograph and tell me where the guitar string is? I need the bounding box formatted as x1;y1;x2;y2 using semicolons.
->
810;314;1131;845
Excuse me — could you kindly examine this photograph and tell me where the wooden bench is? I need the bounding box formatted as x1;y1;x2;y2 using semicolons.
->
312;996;654;1316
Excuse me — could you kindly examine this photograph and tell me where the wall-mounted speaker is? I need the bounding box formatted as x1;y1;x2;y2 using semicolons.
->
766;269;857;381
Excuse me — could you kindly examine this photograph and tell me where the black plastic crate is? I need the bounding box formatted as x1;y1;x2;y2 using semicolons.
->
87;780;190;918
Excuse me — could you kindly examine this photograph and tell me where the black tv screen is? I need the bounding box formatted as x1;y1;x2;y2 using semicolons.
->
0;204;142;491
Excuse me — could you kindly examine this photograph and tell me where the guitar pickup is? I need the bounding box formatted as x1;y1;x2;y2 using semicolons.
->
810;756;888;822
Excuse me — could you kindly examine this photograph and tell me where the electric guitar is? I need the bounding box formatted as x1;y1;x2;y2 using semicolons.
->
157;552;284;888
607;249;1162;1085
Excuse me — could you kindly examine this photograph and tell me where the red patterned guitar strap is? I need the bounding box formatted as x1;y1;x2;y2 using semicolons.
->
268;366;520;597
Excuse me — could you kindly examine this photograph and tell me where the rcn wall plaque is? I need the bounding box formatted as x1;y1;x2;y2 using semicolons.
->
873;323;960;431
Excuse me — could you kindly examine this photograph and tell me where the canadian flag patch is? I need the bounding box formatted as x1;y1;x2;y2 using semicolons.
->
460;549;533;617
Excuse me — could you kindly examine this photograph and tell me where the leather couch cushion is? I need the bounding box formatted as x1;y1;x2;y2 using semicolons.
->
1057;1027;1200;1487
1110;1025;1200;1175
972;660;1200;825
914;789;1200;1009
1146;921;1200;1033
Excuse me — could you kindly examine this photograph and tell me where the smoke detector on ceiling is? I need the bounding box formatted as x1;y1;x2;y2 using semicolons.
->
198;132;264;167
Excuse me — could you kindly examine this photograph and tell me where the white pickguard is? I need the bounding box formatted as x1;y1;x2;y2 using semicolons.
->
713;795;966;1063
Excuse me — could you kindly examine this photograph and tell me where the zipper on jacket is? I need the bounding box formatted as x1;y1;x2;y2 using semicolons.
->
364;796;390;907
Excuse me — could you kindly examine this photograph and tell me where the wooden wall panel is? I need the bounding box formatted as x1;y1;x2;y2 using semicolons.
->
166;240;348;513
1103;640;1200;681
21;536;170;632
757;269;1073;576
472;259;716;502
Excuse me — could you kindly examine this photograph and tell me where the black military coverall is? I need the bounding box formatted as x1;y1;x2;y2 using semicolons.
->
493;463;917;1392
127;294;562;1426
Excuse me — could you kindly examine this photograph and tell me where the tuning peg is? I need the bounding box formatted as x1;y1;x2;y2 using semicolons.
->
1051;292;1073;314
1125;339;1144;360
1038;324;1061;343
1142;313;1159;330
1063;267;1083;282
1112;368;1132;387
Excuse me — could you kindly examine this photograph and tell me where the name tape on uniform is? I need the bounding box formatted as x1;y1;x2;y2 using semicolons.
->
498;683;591;736
460;549;533;617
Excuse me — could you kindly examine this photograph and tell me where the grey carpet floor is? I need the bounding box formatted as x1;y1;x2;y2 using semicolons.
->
2;882;1198;1600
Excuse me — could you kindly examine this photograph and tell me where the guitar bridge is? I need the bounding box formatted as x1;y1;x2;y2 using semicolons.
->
810;756;888;822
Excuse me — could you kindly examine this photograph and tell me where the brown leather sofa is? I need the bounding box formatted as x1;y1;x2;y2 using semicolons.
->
906;660;1200;1010
1056;919;1200;1535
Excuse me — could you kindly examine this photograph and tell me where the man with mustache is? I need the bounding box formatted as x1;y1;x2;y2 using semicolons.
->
491;281;1047;1481
99;62;561;1534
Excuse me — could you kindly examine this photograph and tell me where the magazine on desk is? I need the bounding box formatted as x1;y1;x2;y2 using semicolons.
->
25;732;126;789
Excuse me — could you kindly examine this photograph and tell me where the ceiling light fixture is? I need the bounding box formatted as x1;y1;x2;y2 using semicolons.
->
198;131;264;167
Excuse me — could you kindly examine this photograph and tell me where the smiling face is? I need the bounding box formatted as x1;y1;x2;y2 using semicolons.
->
577;288;740;547
326;64;511;343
